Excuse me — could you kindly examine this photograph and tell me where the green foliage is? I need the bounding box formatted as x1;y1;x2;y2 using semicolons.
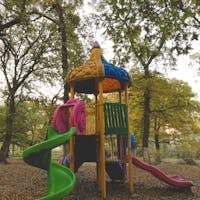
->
1;0;86;99
11;150;23;158
176;137;200;164
128;69;200;156
96;0;200;161
15;101;50;147
97;0;199;67
0;0;90;163
0;100;53;148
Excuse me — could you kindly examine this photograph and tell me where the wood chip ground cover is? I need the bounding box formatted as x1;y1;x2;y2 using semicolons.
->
0;159;199;200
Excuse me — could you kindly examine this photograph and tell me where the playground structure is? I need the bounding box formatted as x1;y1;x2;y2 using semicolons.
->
23;42;193;200
66;41;133;198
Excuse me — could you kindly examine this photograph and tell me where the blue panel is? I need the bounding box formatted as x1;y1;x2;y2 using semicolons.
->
101;57;130;81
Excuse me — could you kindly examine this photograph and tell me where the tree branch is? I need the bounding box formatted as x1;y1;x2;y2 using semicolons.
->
0;18;21;32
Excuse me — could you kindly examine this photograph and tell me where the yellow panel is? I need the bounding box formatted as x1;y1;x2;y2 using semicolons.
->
68;47;104;83
86;104;96;135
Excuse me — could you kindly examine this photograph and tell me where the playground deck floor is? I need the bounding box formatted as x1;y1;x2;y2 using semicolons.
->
0;159;200;200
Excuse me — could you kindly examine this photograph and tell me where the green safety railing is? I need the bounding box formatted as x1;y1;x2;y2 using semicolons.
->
104;102;128;135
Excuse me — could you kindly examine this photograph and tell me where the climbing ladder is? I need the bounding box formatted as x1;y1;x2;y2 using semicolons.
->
104;102;128;180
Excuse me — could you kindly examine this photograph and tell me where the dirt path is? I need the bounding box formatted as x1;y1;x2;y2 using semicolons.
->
0;159;199;200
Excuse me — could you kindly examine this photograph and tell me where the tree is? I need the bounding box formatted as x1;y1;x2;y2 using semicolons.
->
129;69;200;162
0;8;58;162
15;100;55;147
0;99;56;156
0;0;26;34
0;0;86;162
32;0;85;102
150;77;200;162
97;0;200;162
31;0;86;160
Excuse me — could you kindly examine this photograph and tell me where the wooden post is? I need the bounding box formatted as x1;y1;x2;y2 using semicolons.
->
125;85;133;193
95;94;101;191
95;95;99;134
98;81;106;199
69;85;75;171
119;91;122;103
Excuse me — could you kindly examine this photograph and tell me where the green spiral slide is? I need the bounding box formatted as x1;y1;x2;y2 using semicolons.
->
23;125;76;200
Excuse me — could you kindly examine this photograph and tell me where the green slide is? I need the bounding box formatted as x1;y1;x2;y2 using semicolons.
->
23;125;76;200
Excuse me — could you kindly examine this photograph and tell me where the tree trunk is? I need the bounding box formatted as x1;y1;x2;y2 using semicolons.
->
154;132;161;163
53;3;69;103
0;97;15;163
0;134;12;163
12;144;15;157
143;147;151;163
64;83;69;103
142;87;151;163
53;3;70;159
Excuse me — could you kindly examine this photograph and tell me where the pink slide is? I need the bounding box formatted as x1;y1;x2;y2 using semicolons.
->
132;156;193;188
